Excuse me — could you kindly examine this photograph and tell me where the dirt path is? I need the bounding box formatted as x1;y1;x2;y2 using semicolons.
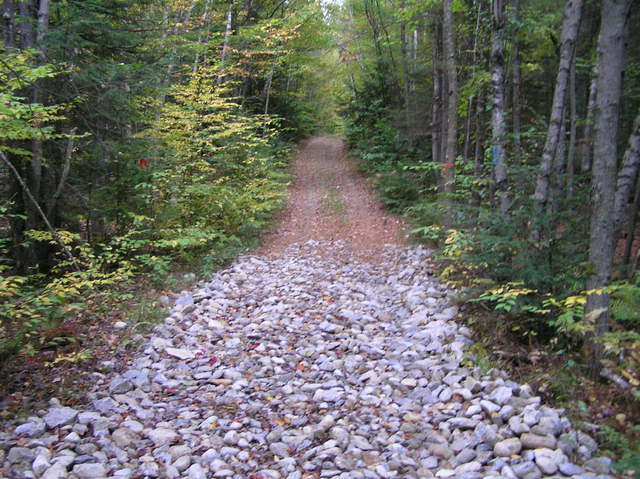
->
259;136;406;260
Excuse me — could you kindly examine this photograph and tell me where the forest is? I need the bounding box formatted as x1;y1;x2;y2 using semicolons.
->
1;0;640;472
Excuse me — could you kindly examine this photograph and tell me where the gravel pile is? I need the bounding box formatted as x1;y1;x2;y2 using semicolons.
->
1;241;615;479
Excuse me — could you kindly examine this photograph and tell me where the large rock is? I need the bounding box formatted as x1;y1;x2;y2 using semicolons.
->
494;438;522;457
44;407;78;429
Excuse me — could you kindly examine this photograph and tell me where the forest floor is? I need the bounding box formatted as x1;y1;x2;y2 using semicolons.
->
0;137;626;478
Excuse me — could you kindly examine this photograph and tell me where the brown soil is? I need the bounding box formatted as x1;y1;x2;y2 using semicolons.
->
258;136;406;260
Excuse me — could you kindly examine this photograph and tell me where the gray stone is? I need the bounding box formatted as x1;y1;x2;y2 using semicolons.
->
8;446;36;464
147;427;179;445
520;433;557;450
173;455;191;472
33;454;51;476
109;377;134;394
558;462;584;475
112;427;139;448
41;464;69;479
584;457;612;474
43;407;78;429
165;347;195;360
187;464;207;479
15;419;45;437
72;463;107;479
494;438;522;457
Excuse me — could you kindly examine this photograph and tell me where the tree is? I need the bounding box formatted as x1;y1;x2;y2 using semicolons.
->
531;0;583;243
490;0;509;214
585;0;632;373
442;0;458;216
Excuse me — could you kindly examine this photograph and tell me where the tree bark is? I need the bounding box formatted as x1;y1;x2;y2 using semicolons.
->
566;58;577;199
442;0;458;209
531;0;583;242
491;0;509;215
585;0;632;374
579;67;598;173
622;173;640;276
2;0;17;48
217;1;234;85
431;19;442;166
512;0;523;166
613;110;640;236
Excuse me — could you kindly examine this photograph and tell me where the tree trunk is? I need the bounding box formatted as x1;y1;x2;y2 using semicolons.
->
548;111;567;219
2;0;17;48
463;95;474;162
262;63;275;133
442;0;458;210
193;0;212;73
431;19;442;166
585;0;632;374
531;0;583;242
566;58;577;199
217;1;234;85
613;110;640;236
511;0;523;166
491;0;509;215
580;67;598;173
473;89;485;207
622;174;640;276
400;1;411;130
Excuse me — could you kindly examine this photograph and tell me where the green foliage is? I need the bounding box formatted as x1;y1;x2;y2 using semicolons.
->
0;48;68;151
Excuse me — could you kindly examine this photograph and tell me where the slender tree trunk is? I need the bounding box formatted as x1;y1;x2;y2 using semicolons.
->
548;111;567;219
512;0;523;166
613;110;640;236
1;151;80;271
531;0;583;242
567;59;577;199
18;0;33;49
463;95;474;162
442;0;458;212
28;0;50;233
2;0;16;48
400;0;411;130
491;0;510;214
217;1;234;85
622;174;640;276
262;63;275;133
193;0;212;73
431;19;442;166
580;67;598;173
473;89;485;207
464;0;482;163
585;0;632;374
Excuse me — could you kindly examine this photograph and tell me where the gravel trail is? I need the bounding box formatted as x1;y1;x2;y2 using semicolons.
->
0;139;615;479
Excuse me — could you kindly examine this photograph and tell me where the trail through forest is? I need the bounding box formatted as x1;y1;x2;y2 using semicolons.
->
1;140;616;479
259;137;405;259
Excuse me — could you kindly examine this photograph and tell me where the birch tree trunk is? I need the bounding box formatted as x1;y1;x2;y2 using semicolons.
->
442;0;458;209
585;0;632;374
531;0;583;242
217;1;235;85
491;0;509;215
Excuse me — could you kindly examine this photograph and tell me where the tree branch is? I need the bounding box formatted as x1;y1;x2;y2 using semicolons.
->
0;150;81;271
